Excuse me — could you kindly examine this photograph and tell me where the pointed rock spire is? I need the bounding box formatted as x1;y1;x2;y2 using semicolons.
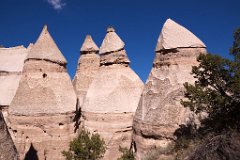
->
26;25;67;64
8;26;77;159
155;19;206;51
80;35;99;53
82;27;143;159
73;34;100;108
99;27;130;65
99;26;125;54
133;18;207;159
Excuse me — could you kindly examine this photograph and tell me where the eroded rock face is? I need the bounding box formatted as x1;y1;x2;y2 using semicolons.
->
0;111;18;160
8;26;77;160
0;46;28;121
82;27;144;159
133;19;207;159
72;35;100;108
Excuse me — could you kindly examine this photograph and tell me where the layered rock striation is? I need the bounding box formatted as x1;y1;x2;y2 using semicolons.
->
133;19;207;159
8;26;77;160
82;27;144;159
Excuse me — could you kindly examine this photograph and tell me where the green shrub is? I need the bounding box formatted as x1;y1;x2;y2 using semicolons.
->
117;146;135;160
176;28;240;160
62;129;106;160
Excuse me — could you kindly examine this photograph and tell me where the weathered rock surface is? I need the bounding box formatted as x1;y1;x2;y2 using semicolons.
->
133;19;207;159
8;26;77;160
0;46;28;120
155;18;206;50
0;111;18;160
82;27;144;159
99;27;130;65
72;35;100;108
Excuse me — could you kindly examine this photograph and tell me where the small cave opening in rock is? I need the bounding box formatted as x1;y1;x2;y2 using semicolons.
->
12;129;17;137
24;143;39;160
42;73;47;78
26;136;29;142
59;122;64;129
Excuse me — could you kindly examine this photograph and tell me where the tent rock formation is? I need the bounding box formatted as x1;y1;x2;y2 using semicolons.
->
82;27;144;159
133;19;207;159
72;35;100;109
0;19;210;160
8;25;77;160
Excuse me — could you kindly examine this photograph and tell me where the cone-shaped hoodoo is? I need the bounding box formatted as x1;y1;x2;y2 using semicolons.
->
73;35;100;109
80;35;99;52
99;26;130;65
133;19;207;160
26;25;67;65
8;25;77;160
155;18;206;51
82;27;144;159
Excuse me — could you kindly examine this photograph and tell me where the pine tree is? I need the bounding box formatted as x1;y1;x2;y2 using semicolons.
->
176;28;240;160
181;28;240;132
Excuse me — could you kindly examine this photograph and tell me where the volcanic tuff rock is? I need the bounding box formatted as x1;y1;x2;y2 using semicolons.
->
99;26;130;65
0;111;18;160
82;27;144;159
133;19;207;159
0;46;28;121
8;25;77;160
72;35;100;109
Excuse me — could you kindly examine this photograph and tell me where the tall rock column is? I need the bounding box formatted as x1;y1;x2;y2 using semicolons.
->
72;35;100;109
82;27;144;159
8;26;77;160
133;19;207;159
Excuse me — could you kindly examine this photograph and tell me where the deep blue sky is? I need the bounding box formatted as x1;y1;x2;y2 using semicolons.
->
0;0;240;82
